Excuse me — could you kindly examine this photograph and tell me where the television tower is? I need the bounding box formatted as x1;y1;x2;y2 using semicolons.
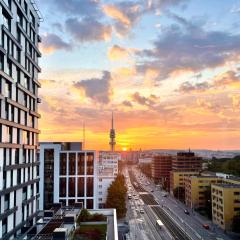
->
109;112;116;152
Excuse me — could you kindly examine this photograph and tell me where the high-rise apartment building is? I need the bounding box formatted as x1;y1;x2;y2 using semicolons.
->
98;151;120;208
151;155;172;191
172;151;202;171
39;142;98;210
0;1;41;239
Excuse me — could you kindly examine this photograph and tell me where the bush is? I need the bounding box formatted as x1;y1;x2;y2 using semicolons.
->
77;209;107;224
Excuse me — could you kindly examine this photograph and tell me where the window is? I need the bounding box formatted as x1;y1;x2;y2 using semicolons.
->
234;192;240;195
2;218;7;236
2;11;11;31
0;52;4;70
68;177;75;197
77;153;84;175
4;193;10;210
69;153;76;175
22;187;27;201
78;177;84;197
87;177;93;197
5;81;11;98
87;153;94;175
60;153;66;175
87;199;93;209
59;178;66;197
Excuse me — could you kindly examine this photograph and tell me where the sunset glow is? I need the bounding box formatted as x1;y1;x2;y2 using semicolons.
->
37;0;240;150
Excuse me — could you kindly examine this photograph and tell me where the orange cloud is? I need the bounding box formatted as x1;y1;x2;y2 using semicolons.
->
108;45;129;61
102;5;131;26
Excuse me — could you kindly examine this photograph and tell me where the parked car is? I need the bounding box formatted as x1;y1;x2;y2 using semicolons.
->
202;224;210;230
140;209;144;214
184;209;190;215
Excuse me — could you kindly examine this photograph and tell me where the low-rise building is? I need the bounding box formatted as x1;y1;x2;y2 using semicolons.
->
170;170;200;196
39;142;98;210
98;151;120;208
212;178;240;231
185;175;222;209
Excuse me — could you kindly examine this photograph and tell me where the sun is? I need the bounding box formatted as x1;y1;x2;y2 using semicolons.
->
122;147;128;152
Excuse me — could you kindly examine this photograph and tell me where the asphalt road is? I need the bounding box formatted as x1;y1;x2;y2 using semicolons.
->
131;167;233;240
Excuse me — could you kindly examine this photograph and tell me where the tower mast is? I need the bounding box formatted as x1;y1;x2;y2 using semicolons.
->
109;111;116;151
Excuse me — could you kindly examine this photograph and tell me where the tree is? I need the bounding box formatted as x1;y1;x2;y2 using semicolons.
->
77;208;91;225
106;174;127;218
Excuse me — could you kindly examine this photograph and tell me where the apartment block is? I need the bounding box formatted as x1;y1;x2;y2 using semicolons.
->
185;176;222;209
39;142;98;210
170;170;199;195
151;155;172;191
0;0;41;239
98;151;120;208
212;178;240;231
172;151;202;171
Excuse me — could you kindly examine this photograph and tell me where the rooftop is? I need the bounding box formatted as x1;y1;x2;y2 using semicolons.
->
212;184;240;189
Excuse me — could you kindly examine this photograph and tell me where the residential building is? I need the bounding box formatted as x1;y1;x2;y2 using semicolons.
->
151;155;172;191
98;151;120;208
39;142;98;210
0;1;42;239
170;170;200;196
212;178;240;231
185;175;222;209
172;151;202;171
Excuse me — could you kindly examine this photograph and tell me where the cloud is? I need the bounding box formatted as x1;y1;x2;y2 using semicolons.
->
73;71;112;104
108;45;129;61
122;100;133;107
44;0;101;18
65;17;112;42
178;81;211;93
138;14;240;81
40;33;72;54
214;70;240;87
131;92;159;106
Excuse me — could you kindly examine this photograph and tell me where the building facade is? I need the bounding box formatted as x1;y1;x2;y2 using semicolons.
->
0;1;41;239
151;155;172;191
98;151;120;208
172;151;202;171
212;178;240;231
39;142;98;210
185;176;222;210
170;170;199;196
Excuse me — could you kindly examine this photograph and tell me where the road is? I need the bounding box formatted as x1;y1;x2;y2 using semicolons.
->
124;169;173;240
130;167;233;240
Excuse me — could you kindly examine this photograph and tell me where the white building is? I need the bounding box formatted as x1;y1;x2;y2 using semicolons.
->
39;142;98;210
0;1;42;239
98;151;120;208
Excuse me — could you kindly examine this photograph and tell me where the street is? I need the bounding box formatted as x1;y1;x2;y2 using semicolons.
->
122;167;233;240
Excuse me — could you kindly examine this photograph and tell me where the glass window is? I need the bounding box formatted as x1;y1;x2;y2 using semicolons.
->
87;199;93;209
87;177;93;197
77;153;84;175
77;177;84;197
60;153;66;175
68;177;75;197
69;153;76;175
87;153;94;175
59;178;66;197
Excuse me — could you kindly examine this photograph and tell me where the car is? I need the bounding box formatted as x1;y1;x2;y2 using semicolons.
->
184;209;190;215
140;209;144;214
151;190;154;192
202;224;210;230
162;194;168;197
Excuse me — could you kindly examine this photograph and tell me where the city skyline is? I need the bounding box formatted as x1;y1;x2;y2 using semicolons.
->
37;0;240;150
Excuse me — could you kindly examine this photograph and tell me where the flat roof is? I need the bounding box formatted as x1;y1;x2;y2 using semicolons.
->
212;184;240;189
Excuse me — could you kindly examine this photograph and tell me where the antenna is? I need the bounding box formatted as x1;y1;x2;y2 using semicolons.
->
83;121;85;150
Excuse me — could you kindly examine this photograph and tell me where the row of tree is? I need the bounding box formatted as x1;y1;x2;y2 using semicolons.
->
207;156;240;176
106;174;127;218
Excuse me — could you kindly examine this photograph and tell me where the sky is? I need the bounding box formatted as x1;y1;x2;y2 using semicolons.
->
36;0;240;151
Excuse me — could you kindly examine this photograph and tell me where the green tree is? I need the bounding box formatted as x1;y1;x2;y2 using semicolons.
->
77;208;91;225
106;174;127;218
